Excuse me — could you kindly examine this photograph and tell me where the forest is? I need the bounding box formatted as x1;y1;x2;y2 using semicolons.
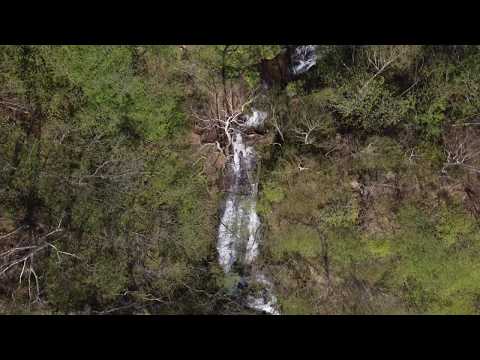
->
1;45;480;314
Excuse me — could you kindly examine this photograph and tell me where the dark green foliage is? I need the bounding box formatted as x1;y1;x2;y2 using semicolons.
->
0;45;224;314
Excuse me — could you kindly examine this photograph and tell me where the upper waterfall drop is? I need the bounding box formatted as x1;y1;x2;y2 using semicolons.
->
291;45;318;75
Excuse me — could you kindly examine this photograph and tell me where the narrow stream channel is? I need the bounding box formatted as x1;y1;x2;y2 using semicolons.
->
217;46;318;314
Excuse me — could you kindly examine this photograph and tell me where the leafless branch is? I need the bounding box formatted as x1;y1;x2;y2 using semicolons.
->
0;226;26;241
0;215;79;303
442;128;480;175
293;115;322;145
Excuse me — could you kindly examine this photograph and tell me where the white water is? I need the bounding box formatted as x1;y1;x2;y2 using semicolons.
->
217;111;279;314
246;273;279;314
244;110;267;129
291;45;318;75
216;46;317;315
217;132;257;273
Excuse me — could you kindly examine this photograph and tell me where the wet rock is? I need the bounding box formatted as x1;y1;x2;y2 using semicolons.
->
350;180;362;191
200;128;218;143
258;48;292;88
237;278;248;289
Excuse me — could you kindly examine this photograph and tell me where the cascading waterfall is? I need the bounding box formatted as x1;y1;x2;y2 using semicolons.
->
217;131;258;273
217;46;317;314
217;112;279;314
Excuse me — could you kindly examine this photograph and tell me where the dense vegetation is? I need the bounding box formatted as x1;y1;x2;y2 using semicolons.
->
1;45;480;314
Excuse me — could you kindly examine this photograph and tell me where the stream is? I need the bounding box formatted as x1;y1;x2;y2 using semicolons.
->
217;45;318;314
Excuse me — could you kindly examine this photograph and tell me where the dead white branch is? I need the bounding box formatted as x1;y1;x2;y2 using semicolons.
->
0;215;79;303
0;225;26;241
293;115;322;145
361;46;407;94
442;129;480;174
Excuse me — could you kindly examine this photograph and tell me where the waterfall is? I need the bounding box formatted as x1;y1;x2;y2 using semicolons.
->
216;46;317;315
291;45;318;75
217;121;279;314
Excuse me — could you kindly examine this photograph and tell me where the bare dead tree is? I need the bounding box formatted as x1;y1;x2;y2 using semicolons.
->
442;128;480;175
293;115;323;145
366;46;400;73
0;215;79;303
361;46;411;94
179;47;263;159
268;102;284;143
191;90;259;157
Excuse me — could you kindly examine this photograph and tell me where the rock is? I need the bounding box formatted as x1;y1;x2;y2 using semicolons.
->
189;131;201;145
258;48;291;88
350;180;361;191
200;128;218;143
